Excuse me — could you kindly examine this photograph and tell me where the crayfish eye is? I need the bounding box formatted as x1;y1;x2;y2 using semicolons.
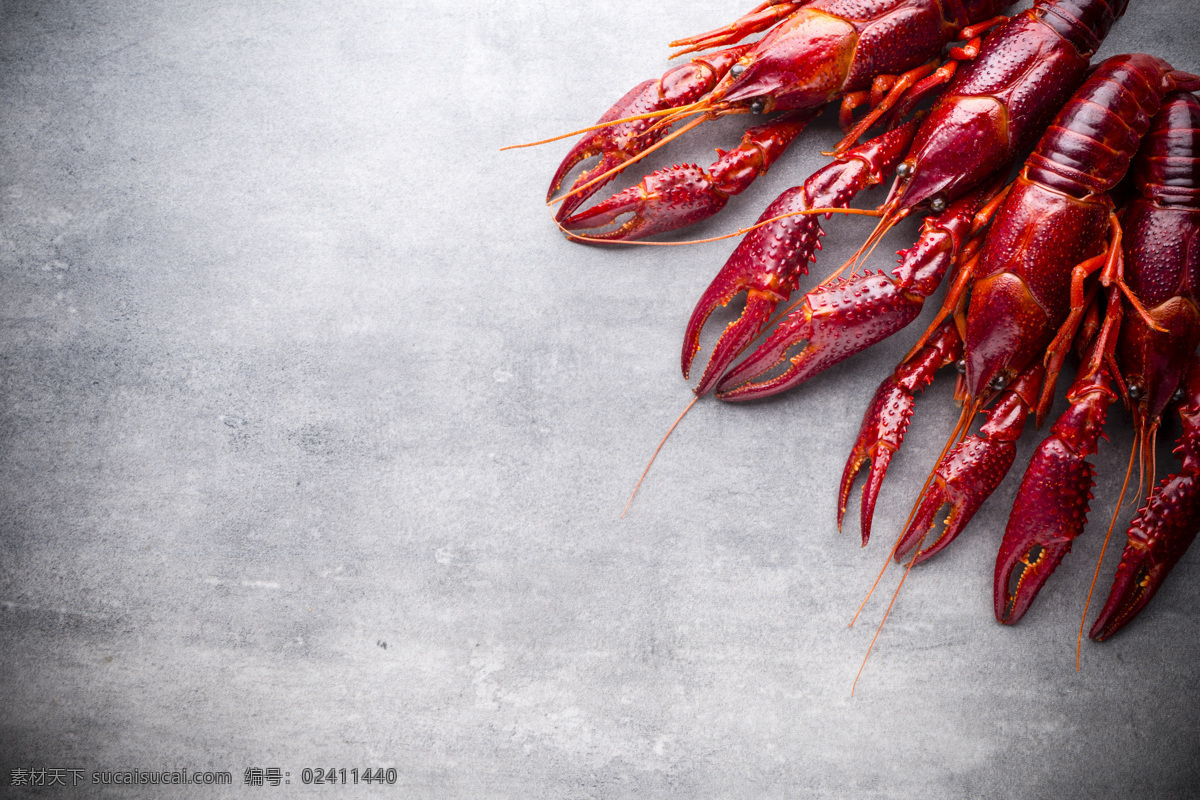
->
896;162;912;179
929;195;947;214
1172;387;1186;404
730;64;745;78
1128;384;1144;400
955;359;966;374
749;99;765;115
989;373;1008;391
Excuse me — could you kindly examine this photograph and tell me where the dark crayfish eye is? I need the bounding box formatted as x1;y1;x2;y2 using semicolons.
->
1128;384;1144;400
896;162;912;179
955;359;966;374
730;64;745;77
930;195;947;214
1172;387;1186;404
989;373;1008;391
749;99;765;115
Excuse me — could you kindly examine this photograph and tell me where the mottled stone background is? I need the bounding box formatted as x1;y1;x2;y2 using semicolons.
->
2;1;1198;797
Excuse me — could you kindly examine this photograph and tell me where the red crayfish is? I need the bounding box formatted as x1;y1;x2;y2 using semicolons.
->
994;89;1200;643
522;0;1200;657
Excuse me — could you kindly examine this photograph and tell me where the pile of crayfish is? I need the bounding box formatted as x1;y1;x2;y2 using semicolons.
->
524;0;1200;654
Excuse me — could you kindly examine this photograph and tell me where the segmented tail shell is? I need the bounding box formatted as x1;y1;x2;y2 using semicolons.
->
1131;91;1200;206
1036;0;1128;56
1026;54;1184;198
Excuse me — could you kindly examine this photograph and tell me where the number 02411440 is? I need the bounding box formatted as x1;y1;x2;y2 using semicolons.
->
300;767;397;785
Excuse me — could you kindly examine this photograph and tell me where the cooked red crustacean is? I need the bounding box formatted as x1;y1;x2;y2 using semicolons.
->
839;55;1198;554
994;90;1200;640
525;0;1200;654
840;68;1200;651
548;0;1016;231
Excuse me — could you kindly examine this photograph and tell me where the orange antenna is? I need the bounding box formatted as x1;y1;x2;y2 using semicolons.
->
850;397;981;695
622;396;700;518
500;101;708;151
849;525;916;629
640;103;710;140
822;197;907;286
1076;430;1139;670
548;112;713;208
1125;413;1158;511
1145;421;1159;502
852;523;928;696
849;399;976;627
840;221;888;281
1132;421;1147;510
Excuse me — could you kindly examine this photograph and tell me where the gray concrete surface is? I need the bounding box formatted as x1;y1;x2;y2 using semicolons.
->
2;1;1199;797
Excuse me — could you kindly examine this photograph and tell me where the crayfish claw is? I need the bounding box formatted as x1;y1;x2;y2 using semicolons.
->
683;287;780;397
550;139;646;223
897;363;1044;565
688;120;924;397
995;529;1080;626
896;434;1017;564
717;274;925;400
561;163;729;242
563;111;818;241
1091;362;1200;640
835;323;963;543
682;179;825;394
548;81;663;219
1089;468;1200;640
549;47;753;221
993;439;1097;625
838;376;913;546
994;368;1114;624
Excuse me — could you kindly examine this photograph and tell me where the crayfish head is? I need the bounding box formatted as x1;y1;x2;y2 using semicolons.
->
888;97;1011;216
1115;269;1200;428
709;9;857;114
963;272;1050;402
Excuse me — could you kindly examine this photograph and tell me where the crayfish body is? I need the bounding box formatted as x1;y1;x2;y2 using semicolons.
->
996;89;1200;638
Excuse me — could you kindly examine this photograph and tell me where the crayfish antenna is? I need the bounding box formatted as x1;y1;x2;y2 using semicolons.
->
1143;422;1159;504
1125;416;1158;512
548;112;714;209
850;398;979;696
822;197;907;286
622;396;700;518
851;523;928;696
501;102;708;152
849;399;977;627
1076;434;1139;671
